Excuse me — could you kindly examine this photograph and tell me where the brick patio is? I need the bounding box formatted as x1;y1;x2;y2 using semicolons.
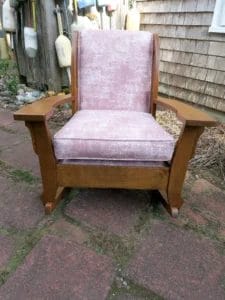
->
0;108;225;299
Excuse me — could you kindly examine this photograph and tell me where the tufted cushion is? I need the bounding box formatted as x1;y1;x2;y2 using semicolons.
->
78;30;153;112
53;110;175;162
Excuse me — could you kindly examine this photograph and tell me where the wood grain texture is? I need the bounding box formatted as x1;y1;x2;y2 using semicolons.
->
150;34;160;117
14;94;72;121
167;125;204;208
13;28;217;216
137;0;215;13
71;31;79;114
156;97;218;126
14;0;67;91
57;164;169;189
25;121;64;209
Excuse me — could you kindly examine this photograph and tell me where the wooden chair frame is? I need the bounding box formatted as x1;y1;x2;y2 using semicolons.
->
14;33;217;217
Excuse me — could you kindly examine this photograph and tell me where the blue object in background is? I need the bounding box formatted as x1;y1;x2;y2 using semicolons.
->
77;0;95;9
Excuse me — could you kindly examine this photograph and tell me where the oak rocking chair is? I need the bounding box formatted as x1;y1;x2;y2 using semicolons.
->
14;30;217;217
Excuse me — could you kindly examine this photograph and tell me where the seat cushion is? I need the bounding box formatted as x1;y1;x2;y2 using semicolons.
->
53;110;175;162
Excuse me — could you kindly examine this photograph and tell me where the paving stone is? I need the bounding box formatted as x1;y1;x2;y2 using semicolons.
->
0;129;22;149
0;109;27;135
113;294;147;300
65;189;149;236
219;228;225;240
0;139;40;177
126;222;225;300
0;235;115;300
0;235;15;269
0;175;44;230
6;120;28;135
149;179;223;230
49;218;88;244
190;179;225;224
191;178;222;194
0;110;14;126
182;206;208;225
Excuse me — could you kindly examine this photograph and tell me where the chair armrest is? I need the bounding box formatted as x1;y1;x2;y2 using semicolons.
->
155;97;218;127
14;94;73;122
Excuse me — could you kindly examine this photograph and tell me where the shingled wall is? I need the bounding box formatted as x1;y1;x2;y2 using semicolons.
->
137;0;225;113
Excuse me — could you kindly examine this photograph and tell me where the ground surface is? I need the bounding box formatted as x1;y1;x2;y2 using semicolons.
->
0;108;225;300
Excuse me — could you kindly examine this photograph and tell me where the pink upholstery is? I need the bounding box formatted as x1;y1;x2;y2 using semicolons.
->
78;30;153;112
60;160;167;167
54;110;175;162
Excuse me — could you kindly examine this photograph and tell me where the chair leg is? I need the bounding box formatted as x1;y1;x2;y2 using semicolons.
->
43;186;65;214
157;189;182;217
25;121;65;213
167;191;183;217
167;125;204;217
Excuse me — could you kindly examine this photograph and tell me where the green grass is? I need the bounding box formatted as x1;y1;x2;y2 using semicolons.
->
0;59;19;95
5;76;19;95
108;279;164;300
0;227;49;286
0;60;11;76
87;230;133;266
10;169;38;184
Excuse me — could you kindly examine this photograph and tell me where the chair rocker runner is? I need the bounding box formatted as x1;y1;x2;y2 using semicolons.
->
14;30;217;217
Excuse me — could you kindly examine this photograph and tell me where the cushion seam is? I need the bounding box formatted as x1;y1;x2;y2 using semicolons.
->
54;138;175;142
55;156;171;162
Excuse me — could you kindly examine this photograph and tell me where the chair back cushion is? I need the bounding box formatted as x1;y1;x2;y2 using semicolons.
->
77;30;154;112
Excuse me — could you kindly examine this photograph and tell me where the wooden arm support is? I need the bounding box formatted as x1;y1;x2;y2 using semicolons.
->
156;97;218;127
155;97;218;210
13;94;73;122
13;94;73;211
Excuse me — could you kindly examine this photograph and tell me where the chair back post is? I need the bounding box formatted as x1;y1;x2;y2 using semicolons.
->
71;31;79;114
150;34;160;117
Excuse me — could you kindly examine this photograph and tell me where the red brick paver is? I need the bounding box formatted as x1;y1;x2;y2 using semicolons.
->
1;108;225;300
126;222;225;299
49;218;88;244
0;129;22;149
0;139;40;177
0;235;115;300
0;110;14;126
0;175;44;230
0;110;27;134
0;235;15;269
65;189;149;236
190;179;225;224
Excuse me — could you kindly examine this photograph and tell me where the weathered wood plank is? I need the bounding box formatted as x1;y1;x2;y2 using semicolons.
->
137;0;215;13
137;0;225;111
14;0;70;92
141;12;213;26
160;49;225;73
160;37;225;60
158;83;225;112
141;24;225;43
159;38;210;55
160;72;225;99
160;56;225;83
159;61;208;81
